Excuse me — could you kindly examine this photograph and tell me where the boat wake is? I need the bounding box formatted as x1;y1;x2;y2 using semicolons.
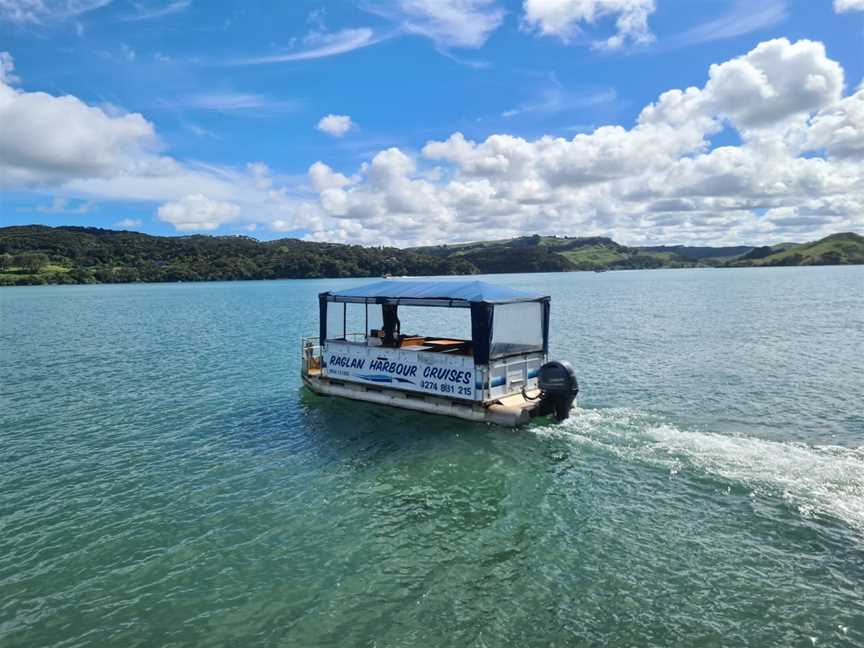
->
535;408;864;535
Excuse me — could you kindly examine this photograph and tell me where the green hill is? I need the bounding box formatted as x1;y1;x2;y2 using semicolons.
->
639;244;753;261
0;226;478;286
413;235;692;271
726;233;864;267
414;232;864;272
0;226;861;286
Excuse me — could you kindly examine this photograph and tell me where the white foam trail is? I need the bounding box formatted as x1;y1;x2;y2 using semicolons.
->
537;408;864;534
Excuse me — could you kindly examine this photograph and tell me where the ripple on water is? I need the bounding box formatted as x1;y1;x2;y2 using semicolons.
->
1;272;863;647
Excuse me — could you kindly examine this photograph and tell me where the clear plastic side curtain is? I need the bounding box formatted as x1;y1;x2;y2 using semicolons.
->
489;301;545;357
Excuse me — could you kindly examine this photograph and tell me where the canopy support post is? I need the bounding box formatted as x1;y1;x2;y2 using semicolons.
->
470;302;493;365
318;294;328;342
542;298;550;356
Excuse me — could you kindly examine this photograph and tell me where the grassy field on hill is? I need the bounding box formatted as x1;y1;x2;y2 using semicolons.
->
727;233;864;266
412;232;864;272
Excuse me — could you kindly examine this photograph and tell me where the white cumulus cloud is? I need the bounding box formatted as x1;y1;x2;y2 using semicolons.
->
309;161;351;191
316;113;355;137
303;38;863;247
0;52;306;232
2;39;863;245
700;38;843;130
834;0;864;12
522;0;656;49
0;63;157;187
157;194;241;231
804;89;864;158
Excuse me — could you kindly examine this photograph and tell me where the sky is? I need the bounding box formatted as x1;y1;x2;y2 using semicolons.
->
0;0;862;247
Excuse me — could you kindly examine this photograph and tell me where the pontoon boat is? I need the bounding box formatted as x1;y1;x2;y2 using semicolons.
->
301;280;577;426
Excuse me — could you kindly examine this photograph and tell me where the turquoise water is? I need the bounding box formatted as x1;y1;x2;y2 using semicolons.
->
2;267;863;647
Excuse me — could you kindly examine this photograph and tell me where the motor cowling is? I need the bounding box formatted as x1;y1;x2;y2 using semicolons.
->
536;360;579;421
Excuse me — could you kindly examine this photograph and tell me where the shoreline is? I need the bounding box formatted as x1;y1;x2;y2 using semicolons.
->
3;262;862;288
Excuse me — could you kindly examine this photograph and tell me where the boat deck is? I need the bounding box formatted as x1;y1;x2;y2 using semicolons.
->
369;334;474;356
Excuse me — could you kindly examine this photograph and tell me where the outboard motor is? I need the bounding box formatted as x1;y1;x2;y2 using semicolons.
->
535;361;579;421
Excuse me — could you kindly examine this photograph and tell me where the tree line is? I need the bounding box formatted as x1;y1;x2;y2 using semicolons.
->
2;225;859;286
0;226;479;286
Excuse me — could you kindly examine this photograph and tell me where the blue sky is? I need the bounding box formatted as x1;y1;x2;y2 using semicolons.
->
1;0;862;246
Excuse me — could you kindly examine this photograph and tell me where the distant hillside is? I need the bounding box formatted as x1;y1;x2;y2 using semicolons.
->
726;233;864;267
412;232;864;273
0;226;477;286
413;235;694;271
639;244;753;261
0;226;861;286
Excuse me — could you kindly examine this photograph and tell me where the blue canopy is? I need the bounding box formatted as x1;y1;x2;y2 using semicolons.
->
318;279;551;363
323;279;547;305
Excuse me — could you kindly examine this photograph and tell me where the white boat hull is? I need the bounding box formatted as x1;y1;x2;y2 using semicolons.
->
303;373;542;427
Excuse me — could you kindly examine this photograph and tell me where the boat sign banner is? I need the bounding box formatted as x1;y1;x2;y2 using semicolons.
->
323;341;477;401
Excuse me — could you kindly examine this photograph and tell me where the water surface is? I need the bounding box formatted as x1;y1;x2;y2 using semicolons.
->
2;267;863;646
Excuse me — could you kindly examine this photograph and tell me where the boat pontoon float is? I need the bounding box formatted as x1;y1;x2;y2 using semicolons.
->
301;280;578;426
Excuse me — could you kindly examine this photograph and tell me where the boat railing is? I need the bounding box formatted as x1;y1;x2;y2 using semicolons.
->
301;333;369;375
301;336;322;375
